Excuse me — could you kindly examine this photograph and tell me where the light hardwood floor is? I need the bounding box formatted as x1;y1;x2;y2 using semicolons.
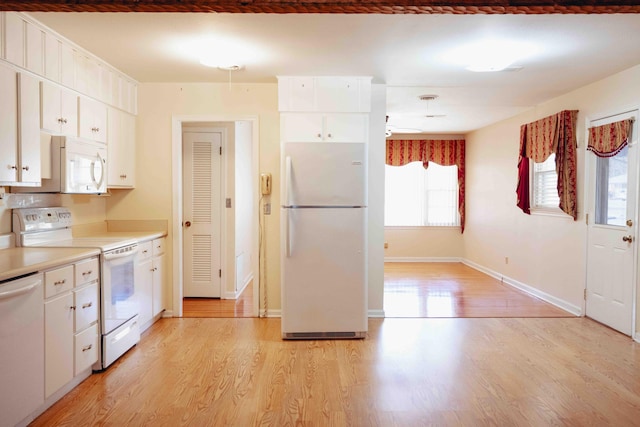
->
32;317;640;426
385;262;573;318
183;282;254;318
183;263;572;319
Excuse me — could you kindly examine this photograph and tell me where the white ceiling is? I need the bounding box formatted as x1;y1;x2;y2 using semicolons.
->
28;12;640;134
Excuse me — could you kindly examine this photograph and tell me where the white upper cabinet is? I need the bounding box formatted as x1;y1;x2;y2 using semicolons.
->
41;80;78;136
44;32;61;83
17;72;42;186
107;107;136;188
278;76;372;113
281;113;368;143
78;96;107;143
0;65;42;186
5;12;25;67
60;43;75;89
25;21;44;75
0;63;18;183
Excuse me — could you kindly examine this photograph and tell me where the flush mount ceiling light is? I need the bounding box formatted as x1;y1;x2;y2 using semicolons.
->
444;39;537;72
217;65;244;71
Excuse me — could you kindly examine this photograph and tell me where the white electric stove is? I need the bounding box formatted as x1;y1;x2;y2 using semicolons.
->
13;207;141;370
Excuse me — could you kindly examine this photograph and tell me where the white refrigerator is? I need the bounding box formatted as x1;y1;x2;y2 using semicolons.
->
281;141;367;339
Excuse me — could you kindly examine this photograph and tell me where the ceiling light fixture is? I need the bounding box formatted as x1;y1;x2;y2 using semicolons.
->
419;94;446;118
443;39;537;73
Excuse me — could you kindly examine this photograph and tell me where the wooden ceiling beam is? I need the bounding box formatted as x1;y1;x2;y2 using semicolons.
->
1;0;640;14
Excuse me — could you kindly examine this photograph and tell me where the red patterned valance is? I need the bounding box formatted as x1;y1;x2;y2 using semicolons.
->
588;118;634;158
386;139;465;232
516;110;578;219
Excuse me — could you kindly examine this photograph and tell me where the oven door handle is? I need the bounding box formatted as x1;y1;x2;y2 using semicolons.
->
103;247;138;261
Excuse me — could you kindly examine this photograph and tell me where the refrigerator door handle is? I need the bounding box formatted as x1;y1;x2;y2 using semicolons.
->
286;209;293;257
285;156;292;206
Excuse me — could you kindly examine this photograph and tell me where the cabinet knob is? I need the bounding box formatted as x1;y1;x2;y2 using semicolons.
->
82;302;93;309
120;174;127;179
82;344;93;352
58;118;64;123
54;279;66;286
82;270;93;276
327;133;332;138
8;165;17;170
184;221;192;228
22;165;29;171
317;133;322;138
70;305;77;311
63;118;68;124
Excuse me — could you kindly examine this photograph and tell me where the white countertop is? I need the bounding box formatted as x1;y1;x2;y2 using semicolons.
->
0;231;166;282
0;247;101;282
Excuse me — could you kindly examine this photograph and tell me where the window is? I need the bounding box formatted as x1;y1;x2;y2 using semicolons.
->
532;154;560;210
384;162;459;227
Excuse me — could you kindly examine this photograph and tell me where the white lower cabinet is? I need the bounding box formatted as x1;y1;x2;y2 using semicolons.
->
44;257;99;398
136;238;165;330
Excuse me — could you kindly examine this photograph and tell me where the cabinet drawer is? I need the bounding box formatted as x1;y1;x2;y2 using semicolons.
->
75;258;99;286
74;283;98;332
74;323;98;375
138;241;153;261
152;238;165;256
45;265;74;298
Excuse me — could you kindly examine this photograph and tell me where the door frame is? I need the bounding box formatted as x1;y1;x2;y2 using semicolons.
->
583;106;639;339
171;115;260;317
182;127;226;299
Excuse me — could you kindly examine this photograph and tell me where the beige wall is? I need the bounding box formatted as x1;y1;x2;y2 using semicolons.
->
464;64;640;316
105;82;280;314
384;227;463;259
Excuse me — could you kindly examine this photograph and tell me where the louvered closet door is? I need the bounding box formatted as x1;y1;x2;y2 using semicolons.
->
183;131;222;298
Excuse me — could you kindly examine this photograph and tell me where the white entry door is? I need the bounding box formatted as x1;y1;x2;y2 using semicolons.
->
586;110;639;335
183;131;223;298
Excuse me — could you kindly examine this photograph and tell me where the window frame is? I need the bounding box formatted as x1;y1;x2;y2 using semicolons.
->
384;161;461;228
529;154;572;218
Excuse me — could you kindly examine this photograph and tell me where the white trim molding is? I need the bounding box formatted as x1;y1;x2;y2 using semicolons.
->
384;257;463;263
224;274;254;299
368;309;385;318
462;258;582;316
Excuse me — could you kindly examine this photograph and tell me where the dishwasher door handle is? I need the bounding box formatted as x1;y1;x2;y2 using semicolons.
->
0;281;41;300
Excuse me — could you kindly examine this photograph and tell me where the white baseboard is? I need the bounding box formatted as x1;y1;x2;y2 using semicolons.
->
368;309;385;318
162;310;173;318
223;274;254;299
461;258;582;316
384;257;463;263
260;309;384;318
634;332;640;344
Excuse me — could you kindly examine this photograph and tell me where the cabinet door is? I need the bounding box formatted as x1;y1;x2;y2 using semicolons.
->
60;44;75;88
5;13;25;67
281;113;324;142
0;64;18;183
152;254;165;317
40;80;62;133
25;21;44;75
18;72;42;185
45;293;74;398
324;114;368;142
79;97;107;142
60;89;78;136
107;108;135;187
135;257;153;326
315;77;361;112
44;33;60;82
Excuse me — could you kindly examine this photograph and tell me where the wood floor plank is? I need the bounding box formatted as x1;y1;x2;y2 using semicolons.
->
384;262;574;317
30;317;640;426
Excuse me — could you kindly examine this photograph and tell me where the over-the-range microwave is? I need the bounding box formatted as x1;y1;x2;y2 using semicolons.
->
16;134;107;195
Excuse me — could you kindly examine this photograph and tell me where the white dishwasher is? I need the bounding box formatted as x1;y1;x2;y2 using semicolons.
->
0;273;44;427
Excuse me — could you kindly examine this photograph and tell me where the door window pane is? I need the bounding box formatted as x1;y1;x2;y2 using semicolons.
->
595;144;628;226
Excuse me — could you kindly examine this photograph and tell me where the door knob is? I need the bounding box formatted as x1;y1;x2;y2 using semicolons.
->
184;221;192;228
623;235;633;242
